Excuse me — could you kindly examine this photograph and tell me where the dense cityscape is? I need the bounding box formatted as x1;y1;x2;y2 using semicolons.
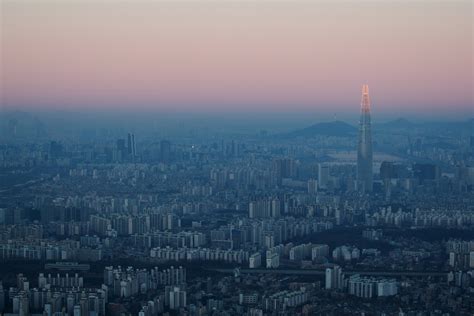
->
0;84;473;315
1;0;473;314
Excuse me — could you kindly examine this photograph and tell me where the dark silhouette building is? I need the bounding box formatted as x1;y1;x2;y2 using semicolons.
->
413;163;440;183
160;140;171;163
127;133;136;158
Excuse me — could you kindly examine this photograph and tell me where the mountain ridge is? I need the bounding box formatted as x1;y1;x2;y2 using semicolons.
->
281;120;357;138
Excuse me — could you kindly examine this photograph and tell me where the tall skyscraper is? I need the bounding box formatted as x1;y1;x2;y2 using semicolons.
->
357;84;373;192
272;158;296;186
127;133;133;155
127;133;136;158
325;265;344;290
160;140;171;163
116;139;126;161
318;164;329;190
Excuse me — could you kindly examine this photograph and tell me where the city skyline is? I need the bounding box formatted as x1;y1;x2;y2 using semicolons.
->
1;1;474;315
1;0;472;116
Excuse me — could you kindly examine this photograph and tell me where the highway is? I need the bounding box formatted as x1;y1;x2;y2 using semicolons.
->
210;268;448;278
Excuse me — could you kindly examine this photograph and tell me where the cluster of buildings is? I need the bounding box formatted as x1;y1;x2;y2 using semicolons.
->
447;240;474;270
366;207;474;228
132;231;207;249
103;266;186;298
332;245;361;261
150;247;249;264
3;273;107;316
348;275;398;298
0;239;103;262
325;265;398;298
210;217;333;250
1;86;474;314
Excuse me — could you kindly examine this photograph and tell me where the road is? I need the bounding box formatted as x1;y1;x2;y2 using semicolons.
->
210;268;448;278
0;177;48;194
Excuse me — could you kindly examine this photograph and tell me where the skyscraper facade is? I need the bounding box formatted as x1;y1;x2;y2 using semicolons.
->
357;84;373;192
318;164;329;190
127;133;136;158
127;133;133;155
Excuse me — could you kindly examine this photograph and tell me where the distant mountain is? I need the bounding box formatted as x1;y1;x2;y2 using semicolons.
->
381;118;416;129
422;118;474;133
375;117;474;135
442;118;473;129
282;121;357;138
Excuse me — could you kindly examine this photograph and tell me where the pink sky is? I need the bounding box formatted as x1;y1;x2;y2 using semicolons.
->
1;0;472;114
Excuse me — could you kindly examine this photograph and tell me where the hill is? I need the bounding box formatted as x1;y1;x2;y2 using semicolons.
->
282;120;357;138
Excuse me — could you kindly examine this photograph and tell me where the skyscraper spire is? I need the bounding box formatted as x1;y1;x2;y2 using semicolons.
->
357;84;373;193
361;84;371;113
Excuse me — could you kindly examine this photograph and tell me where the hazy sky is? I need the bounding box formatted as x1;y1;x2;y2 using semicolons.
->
1;0;473;116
